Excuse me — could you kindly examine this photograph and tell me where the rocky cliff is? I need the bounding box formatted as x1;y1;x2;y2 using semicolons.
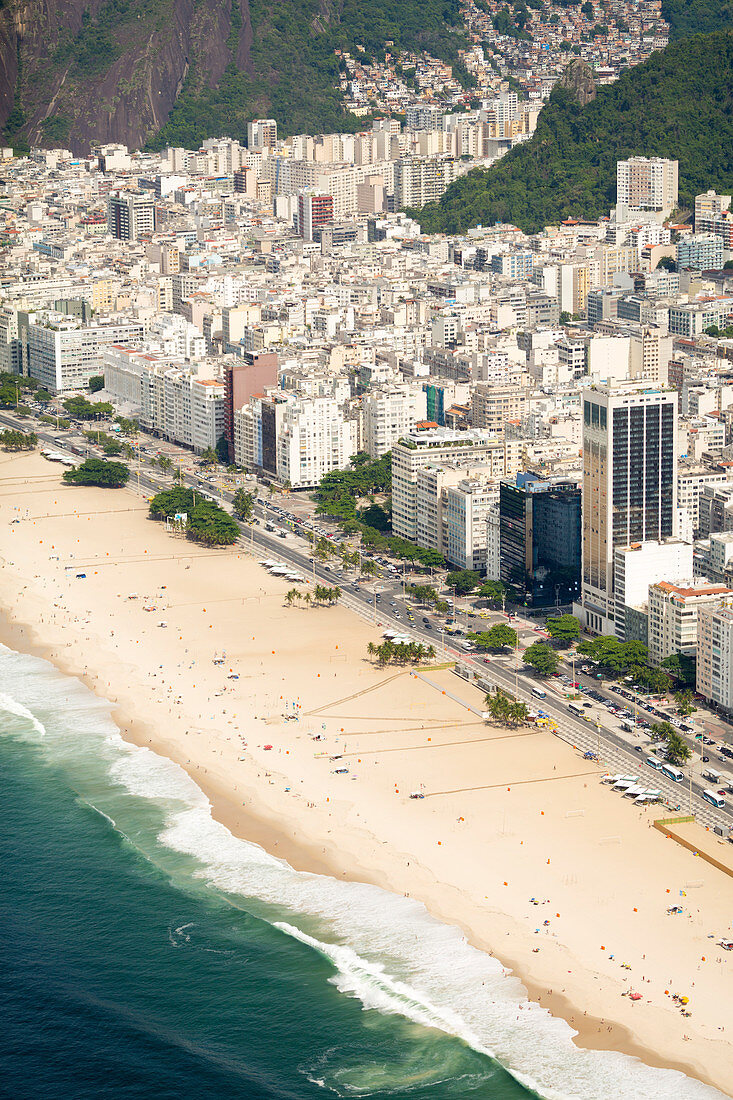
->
556;58;596;107
0;0;466;153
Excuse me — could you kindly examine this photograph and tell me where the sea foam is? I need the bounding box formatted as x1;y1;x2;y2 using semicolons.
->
0;644;727;1100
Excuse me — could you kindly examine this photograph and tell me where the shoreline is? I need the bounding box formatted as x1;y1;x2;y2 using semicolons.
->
0;607;727;1095
1;456;732;1098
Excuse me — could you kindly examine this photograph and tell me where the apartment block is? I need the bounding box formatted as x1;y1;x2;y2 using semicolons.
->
362;385;428;458
697;597;733;714
647;580;733;666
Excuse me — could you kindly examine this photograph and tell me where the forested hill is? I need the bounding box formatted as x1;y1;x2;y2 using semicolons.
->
415;31;733;237
662;0;733;40
0;0;466;154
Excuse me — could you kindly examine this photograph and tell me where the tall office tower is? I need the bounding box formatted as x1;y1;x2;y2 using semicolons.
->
579;383;678;634
107;191;156;241
247;119;277;150
616;157;678;221
297;192;334;241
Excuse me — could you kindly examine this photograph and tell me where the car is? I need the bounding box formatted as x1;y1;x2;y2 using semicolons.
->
582;702;593;708
702;755;710;763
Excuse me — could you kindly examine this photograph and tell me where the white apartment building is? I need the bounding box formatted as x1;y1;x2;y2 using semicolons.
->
247;119;277;150
27;314;145;393
697;597;733;714
362;385;428;458
148;312;206;361
107;191;156;241
668;297;733;337
616;157;678;222
647;580;733;666
442;479;500;576
392;156;460;208
103;345;225;453
276;395;357;488
391;427;515;542
677;466;729;537
612;539;693;640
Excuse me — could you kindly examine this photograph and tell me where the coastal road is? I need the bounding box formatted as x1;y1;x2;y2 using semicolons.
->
5;411;733;834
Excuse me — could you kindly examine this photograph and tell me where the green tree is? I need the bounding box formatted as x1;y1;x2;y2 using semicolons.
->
149;486;195;518
359;503;390;531
158;455;173;473
476;579;508;606
88;375;105;393
186;501;239;546
215;432;229;464
674;689;696;717
665;729;691;765
199;447;219;468
0;429;38;451
63;395;113;420
545;614;580;647
232;488;255;522
63;457;129;488
523;642;560;676
446;569;481;595
484;687;529;726
471;623;518;650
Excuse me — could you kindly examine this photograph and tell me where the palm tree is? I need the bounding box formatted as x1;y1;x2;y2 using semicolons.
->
302;591;312;607
331;586;341;602
426;644;436;660
367;641;377;662
285;588;300;606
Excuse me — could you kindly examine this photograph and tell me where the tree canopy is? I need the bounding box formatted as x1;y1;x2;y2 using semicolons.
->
470;623;518;650
63;457;129;487
0;429;38;451
63;395;114;420
415;31;733;234
446;569;481;596
523;642;560;676
545;614;580;647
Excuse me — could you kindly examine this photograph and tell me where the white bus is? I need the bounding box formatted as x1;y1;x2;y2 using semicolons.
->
645;755;663;771
568;702;585;716
661;763;684;783
531;687;547;699
702;789;725;808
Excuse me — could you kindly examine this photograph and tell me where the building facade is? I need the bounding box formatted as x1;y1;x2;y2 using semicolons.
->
500;472;582;607
579;383;678;634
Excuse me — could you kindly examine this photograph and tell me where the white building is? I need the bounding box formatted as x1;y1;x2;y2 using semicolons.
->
392;427;517;542
362;385;428;457
647;580;733;666
697;597;733;714
616;157;678;223
442;478;500;576
612;539;693;640
103;345;225;453
27;314;145;393
276;395;357;488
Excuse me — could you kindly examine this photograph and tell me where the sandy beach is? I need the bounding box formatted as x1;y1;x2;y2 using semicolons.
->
1;451;732;1097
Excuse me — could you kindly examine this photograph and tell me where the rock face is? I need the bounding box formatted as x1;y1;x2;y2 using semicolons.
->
557;58;596;107
0;0;234;153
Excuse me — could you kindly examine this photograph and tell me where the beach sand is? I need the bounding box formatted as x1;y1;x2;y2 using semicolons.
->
1;452;732;1096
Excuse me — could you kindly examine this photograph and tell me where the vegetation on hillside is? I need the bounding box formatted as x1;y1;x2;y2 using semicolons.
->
662;0;733;40
151;0;467;148
415;31;733;234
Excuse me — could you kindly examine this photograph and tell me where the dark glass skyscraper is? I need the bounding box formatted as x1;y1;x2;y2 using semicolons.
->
499;473;582;607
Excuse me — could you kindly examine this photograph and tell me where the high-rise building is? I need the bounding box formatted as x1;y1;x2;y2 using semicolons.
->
616;157;678;221
677;233;724;271
499;472;582;607
362;385;428;458
247;119;277;150
297;192;334;241
223;352;278;462
648;581;733;666
579;383;678;634
697;596;733;714
107;191;156;241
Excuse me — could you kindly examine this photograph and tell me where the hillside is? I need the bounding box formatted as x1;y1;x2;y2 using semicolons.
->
662;0;733;40
415;31;733;236
0;0;465;154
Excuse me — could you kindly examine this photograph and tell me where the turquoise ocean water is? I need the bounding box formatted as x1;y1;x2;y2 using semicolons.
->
0;642;726;1100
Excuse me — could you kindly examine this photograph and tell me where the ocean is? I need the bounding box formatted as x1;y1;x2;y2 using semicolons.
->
0;641;726;1100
